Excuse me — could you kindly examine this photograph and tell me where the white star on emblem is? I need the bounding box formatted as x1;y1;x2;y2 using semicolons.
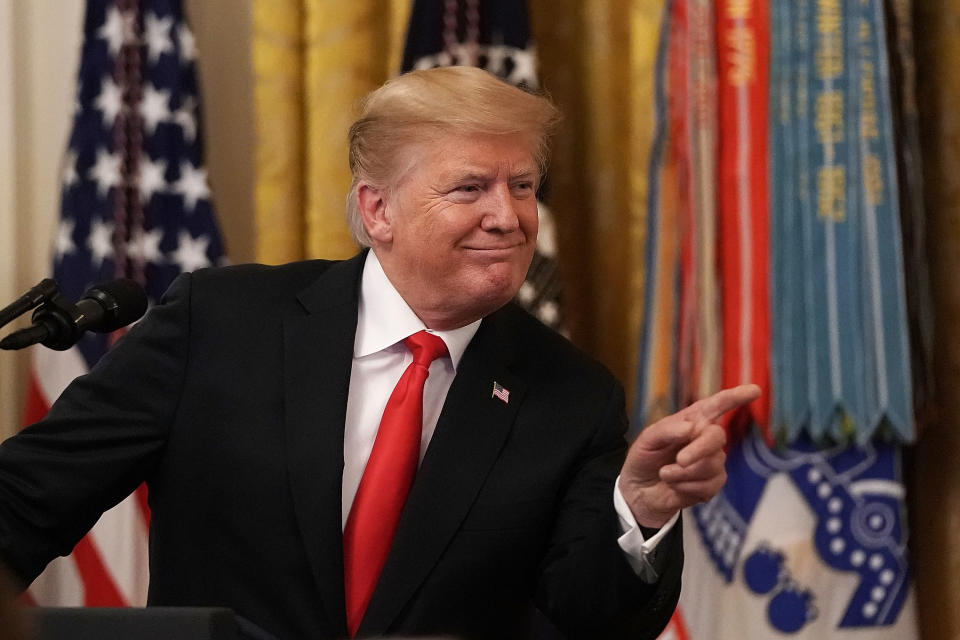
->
138;154;168;203
507;46;539;89
88;148;122;197
170;230;211;273
55;219;76;260
173;97;197;142
144;13;174;63
88;219;115;267
178;23;197;62
95;76;123;128
173;161;211;213
128;227;165;265
140;84;172;135
98;6;136;56
61;150;80;189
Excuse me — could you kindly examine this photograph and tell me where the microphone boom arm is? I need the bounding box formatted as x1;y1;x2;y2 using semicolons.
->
0;279;60;330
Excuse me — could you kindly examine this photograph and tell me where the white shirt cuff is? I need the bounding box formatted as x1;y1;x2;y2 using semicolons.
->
613;475;680;582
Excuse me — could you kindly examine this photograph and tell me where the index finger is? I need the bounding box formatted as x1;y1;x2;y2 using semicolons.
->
688;384;762;422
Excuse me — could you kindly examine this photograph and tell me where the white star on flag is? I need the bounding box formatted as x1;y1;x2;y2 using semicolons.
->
144;13;174;63
98;6;136;56
170;230;211;273
140;84;172;135
173;98;197;143
173;161;210;213
88;148;122;197
55;219;76;261
94;76;123;128
128;227;165;265
177;23;196;62
138;154;168;203
88;219;115;267
61;151;80;189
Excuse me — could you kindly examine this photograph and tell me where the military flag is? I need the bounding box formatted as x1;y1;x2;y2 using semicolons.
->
639;0;923;637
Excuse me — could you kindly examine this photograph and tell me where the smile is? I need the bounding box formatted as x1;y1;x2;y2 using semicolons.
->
462;244;522;252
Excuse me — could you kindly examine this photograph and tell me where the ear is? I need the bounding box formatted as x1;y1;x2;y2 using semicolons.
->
357;182;393;244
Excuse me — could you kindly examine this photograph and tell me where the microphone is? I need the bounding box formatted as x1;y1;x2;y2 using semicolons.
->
0;279;148;351
0;278;60;329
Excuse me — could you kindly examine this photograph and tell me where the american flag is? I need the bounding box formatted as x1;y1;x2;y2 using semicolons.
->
23;0;224;606
491;381;509;404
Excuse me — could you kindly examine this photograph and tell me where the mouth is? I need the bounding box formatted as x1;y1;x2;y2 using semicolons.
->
462;246;523;260
462;241;524;252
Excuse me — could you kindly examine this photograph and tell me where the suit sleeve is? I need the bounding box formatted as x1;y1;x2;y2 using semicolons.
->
534;380;683;639
0;273;194;584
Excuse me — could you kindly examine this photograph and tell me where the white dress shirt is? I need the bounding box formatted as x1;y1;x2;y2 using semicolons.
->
341;251;677;580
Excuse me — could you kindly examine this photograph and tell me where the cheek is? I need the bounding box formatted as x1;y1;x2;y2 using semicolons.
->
420;202;469;239
521;203;539;238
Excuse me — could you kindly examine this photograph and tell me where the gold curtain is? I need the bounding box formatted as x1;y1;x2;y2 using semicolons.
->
524;0;665;392
252;0;410;264
914;3;960;639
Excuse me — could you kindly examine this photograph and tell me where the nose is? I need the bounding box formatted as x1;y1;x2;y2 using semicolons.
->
479;184;521;233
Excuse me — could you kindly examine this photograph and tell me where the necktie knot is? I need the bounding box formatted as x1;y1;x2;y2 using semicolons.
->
403;331;448;369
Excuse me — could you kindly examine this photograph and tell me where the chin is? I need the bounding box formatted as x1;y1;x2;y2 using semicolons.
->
480;286;522;315
447;265;525;313
455;284;512;318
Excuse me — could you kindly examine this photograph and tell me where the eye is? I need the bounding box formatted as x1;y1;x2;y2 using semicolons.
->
457;184;481;193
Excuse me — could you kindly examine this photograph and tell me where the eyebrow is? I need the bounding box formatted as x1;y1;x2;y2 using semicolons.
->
445;168;538;184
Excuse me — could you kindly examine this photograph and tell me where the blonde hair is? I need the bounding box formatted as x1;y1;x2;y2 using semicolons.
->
346;66;561;246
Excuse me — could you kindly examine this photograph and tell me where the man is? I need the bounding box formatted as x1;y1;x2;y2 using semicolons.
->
0;67;758;639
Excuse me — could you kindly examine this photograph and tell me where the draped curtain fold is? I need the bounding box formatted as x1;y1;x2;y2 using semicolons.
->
253;0;410;264
914;3;960;638
532;0;664;397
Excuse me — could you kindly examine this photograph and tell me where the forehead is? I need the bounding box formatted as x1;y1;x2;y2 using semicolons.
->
403;132;538;181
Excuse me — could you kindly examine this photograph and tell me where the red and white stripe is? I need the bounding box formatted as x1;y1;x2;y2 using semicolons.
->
715;0;771;442
22;346;149;607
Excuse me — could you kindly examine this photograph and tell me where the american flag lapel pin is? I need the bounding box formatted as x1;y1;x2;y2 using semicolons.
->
491;381;510;404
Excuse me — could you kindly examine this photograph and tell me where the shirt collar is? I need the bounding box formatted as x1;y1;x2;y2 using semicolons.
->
355;251;480;368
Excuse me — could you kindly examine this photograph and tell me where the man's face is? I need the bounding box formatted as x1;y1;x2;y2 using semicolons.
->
369;132;539;330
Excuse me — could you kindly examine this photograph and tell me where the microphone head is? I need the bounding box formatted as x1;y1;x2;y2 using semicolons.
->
82;279;148;332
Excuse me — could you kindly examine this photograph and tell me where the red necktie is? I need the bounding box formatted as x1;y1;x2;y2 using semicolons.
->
343;330;448;637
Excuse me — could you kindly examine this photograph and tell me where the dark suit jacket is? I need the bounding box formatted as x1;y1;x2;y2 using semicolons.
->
0;252;681;639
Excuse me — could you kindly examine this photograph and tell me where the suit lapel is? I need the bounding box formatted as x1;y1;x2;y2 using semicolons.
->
359;309;528;636
283;252;366;638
